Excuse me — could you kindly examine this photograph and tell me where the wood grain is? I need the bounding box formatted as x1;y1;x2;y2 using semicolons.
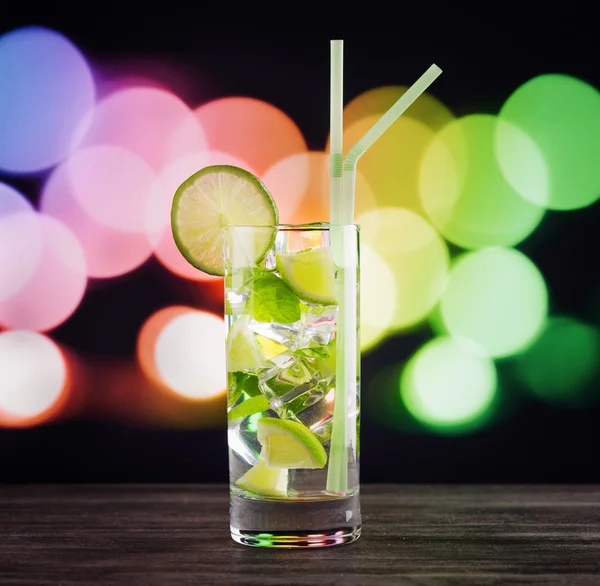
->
1;484;599;585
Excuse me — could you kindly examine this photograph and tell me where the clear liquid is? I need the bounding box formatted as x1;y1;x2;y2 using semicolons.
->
225;259;359;502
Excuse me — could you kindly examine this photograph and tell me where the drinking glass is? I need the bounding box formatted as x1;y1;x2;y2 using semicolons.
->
224;223;361;548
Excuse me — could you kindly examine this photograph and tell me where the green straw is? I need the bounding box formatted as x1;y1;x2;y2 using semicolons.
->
342;64;442;222
327;40;348;493
329;40;344;224
326;62;443;494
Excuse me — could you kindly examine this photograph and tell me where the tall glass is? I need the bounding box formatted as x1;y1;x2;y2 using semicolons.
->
224;223;360;548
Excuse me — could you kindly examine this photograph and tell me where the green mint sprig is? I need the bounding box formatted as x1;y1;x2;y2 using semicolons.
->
228;371;261;406
245;269;301;324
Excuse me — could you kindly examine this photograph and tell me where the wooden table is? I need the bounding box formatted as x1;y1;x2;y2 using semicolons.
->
1;484;598;585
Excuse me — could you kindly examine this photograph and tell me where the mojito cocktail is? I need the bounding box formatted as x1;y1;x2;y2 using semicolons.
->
225;223;360;547
171;165;360;548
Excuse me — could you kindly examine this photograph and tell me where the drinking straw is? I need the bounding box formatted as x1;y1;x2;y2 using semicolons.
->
329;40;344;227
342;64;442;223
326;62;443;494
327;39;347;493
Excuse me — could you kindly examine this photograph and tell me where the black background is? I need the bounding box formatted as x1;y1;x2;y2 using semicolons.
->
1;9;599;483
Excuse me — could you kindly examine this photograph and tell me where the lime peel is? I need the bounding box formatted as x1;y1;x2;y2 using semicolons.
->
276;247;337;305
257;417;328;469
226;316;267;372
228;394;270;421
236;461;288;497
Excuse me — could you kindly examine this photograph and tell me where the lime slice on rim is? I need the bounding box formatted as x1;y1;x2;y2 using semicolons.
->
171;165;278;276
227;316;268;373
257;417;328;469
276;247;337;305
236;461;288;497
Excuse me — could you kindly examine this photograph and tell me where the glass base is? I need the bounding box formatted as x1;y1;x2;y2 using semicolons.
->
229;493;361;549
231;526;361;548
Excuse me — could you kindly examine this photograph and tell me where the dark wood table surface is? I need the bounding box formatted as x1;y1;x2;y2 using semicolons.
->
1;484;599;585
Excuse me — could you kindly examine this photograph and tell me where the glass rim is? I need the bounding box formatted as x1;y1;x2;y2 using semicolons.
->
223;222;359;232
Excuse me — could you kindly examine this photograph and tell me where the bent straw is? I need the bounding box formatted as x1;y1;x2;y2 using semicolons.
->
327;63;443;494
342;63;442;223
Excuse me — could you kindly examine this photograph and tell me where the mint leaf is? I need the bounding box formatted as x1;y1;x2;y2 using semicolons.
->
314;420;333;445
246;271;301;324
228;371;261;406
240;267;274;289
242;373;261;398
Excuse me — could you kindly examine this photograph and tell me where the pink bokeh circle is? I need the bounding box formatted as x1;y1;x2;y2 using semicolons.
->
0;213;87;332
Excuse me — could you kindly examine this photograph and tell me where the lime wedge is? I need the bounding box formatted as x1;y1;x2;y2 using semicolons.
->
228;394;270;421
227;316;267;372
276;247;337;305
255;334;288;360
257;417;328;469
171;165;278;276
236;461;288;497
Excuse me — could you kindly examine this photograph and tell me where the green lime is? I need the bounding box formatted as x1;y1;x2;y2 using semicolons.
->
236;461;287;497
255;334;288;360
276;247;337;305
228;394;270;421
171;165;278;276
226;316;267;372
257;417;328;469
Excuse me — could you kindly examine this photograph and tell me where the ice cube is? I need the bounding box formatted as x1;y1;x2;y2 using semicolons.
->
225;290;247;316
249;319;300;350
297;303;337;348
258;354;333;424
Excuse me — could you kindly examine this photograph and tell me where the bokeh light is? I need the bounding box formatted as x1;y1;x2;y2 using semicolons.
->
0;330;68;427
193;97;308;175
0;182;34;216
74;86;206;172
420;114;546;249
153;309;226;399
440;247;548;358
497;74;600;210
0;26;96;173
513;316;600;408
331;114;437;217
40;152;154;278
0;213;87;332
146;151;256;281
358;207;449;331
400;336;497;432
137;305;195;390
343;85;454;132
66;145;156;233
360;244;397;352
1;24;598;443
262;151;375;224
86;358;226;429
0;184;42;302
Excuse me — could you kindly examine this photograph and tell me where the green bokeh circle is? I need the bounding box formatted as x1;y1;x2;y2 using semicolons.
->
513;316;600;407
440;247;548;358
498;74;600;210
400;336;497;432
420;114;546;249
